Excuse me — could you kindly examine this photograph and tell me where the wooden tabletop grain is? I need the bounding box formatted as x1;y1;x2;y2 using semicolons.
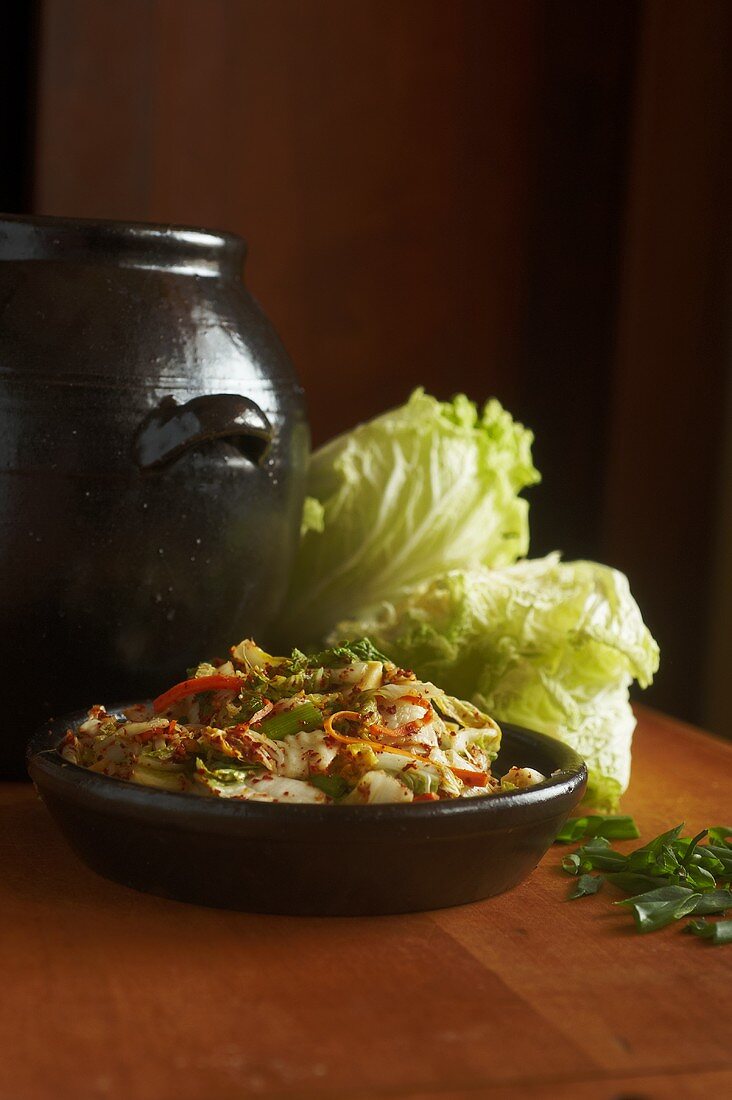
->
2;706;731;1100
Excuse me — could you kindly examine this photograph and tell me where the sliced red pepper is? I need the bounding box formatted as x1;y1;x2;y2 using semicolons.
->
452;767;489;787
152;674;243;714
413;793;439;802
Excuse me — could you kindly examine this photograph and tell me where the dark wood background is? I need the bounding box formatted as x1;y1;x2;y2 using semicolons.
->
6;0;732;727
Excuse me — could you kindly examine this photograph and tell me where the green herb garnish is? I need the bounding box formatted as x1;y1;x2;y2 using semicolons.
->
309;638;390;668
558;822;732;943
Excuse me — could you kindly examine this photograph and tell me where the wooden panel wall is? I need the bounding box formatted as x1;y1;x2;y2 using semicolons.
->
28;0;731;725
513;1;639;563
601;0;732;721
34;0;539;444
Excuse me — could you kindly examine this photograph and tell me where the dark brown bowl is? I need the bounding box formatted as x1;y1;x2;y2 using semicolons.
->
27;709;586;916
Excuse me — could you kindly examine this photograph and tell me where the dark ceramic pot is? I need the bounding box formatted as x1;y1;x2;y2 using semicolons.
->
0;214;308;778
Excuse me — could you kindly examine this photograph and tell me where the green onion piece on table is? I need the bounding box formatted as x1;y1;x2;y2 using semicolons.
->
555;815;640;843
684;918;732;944
568;874;604;899
615;885;702;933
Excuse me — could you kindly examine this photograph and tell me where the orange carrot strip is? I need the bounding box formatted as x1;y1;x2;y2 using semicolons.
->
324;712;441;769
152;675;243;714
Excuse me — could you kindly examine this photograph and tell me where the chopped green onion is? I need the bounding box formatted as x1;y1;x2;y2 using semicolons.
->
309;774;350;800
616;885;702;933
558;821;732;942
561;837;628;874
684;918;732;944
562;853;583;875
568;874;604;899
707;826;732;849
682;863;718;892
555;814;640;844
604;871;668;895
703;845;732;880
689;888;732;915
257;702;324;741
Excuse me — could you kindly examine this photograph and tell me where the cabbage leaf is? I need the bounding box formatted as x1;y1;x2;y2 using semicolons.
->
272;389;539;647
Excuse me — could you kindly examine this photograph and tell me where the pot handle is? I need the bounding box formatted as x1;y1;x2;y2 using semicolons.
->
133;394;272;470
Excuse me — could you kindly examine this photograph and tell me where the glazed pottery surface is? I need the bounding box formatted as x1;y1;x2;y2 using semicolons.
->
0;215;308;777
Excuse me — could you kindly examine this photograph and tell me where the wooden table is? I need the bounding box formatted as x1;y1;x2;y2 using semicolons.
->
2;707;731;1100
